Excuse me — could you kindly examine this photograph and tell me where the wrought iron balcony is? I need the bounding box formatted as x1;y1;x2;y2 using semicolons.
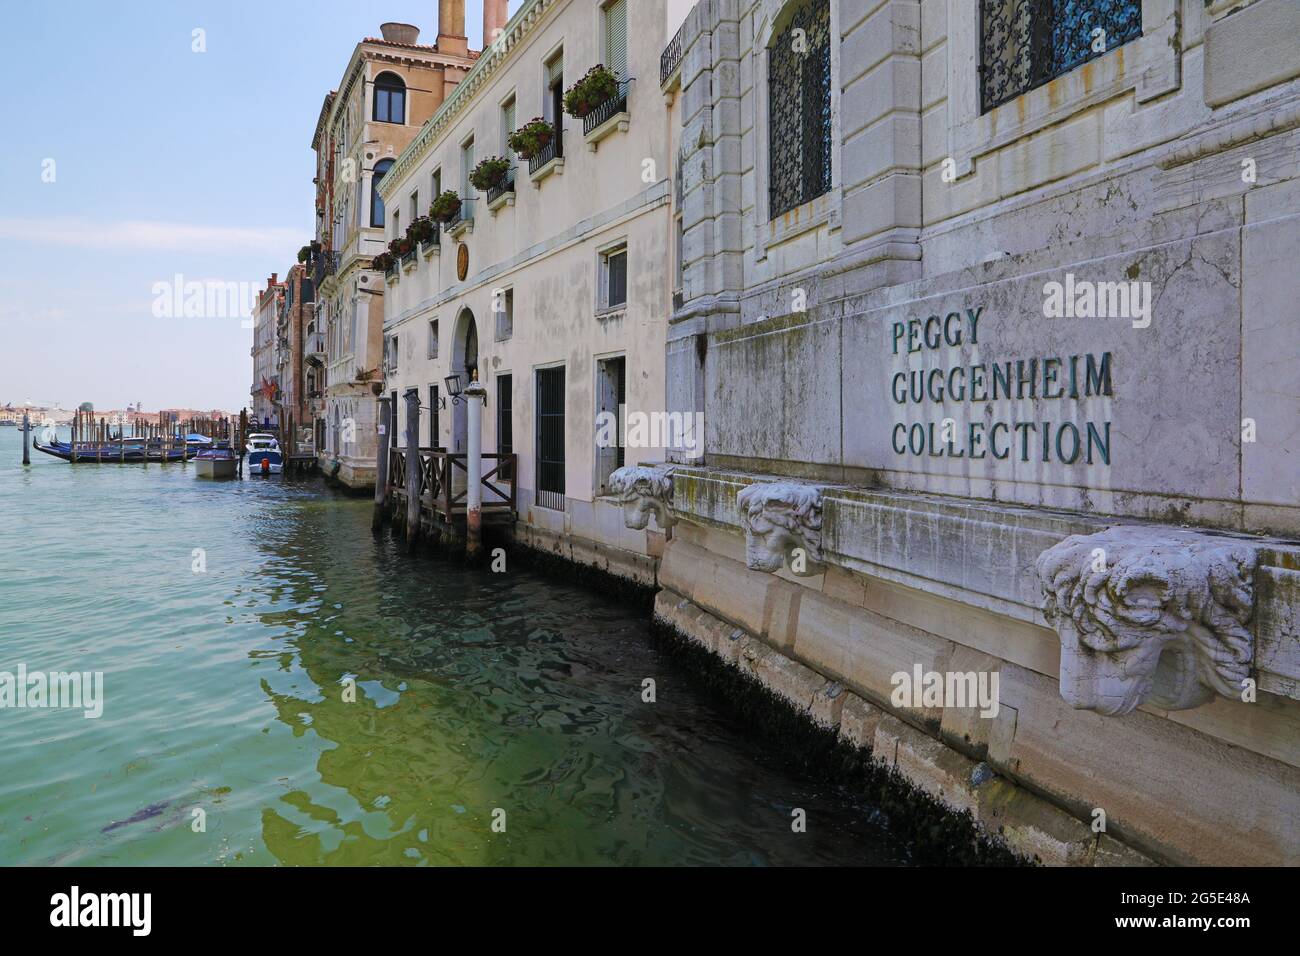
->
443;200;474;236
312;250;339;288
419;230;440;256
583;80;631;138
486;171;516;207
400;247;417;268
528;134;562;176
661;23;684;87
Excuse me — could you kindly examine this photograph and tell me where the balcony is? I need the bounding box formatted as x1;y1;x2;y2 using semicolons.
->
583;81;631;150
661;22;684;90
528;134;564;184
486;170;516;213
305;333;326;366
313;250;339;289
444;200;474;239
401;247;417;272
420;230;440;259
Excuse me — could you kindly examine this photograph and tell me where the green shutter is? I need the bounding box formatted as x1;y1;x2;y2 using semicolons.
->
605;0;627;79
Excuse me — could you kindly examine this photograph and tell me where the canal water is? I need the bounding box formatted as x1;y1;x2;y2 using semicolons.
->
0;427;905;865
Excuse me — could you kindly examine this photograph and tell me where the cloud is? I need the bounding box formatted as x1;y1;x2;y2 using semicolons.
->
0;218;301;258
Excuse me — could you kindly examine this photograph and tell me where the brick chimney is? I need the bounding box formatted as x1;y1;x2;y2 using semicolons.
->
439;0;466;40
483;0;508;48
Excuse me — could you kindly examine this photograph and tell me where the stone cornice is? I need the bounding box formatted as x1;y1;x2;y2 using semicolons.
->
379;0;559;200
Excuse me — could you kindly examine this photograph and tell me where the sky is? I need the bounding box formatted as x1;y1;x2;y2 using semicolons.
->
0;0;513;413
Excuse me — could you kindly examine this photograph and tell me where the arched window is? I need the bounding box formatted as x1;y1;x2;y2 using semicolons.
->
371;158;395;228
768;0;832;218
373;72;406;124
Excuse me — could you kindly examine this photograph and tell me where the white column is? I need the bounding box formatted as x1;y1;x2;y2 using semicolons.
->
464;372;488;559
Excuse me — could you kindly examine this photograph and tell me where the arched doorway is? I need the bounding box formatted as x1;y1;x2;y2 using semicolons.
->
451;307;479;453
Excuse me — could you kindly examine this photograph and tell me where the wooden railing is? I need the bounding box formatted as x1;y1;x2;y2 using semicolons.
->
388;447;516;521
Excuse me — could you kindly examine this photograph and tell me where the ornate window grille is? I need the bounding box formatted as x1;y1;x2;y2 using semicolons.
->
979;0;1142;114
768;0;832;219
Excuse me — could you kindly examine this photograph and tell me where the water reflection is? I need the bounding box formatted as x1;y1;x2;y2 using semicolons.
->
252;494;903;866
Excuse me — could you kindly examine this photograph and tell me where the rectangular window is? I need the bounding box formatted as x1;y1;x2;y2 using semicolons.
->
595;356;625;492
495;287;514;341
428;318;439;359
461;137;475;197
501;96;517;163
768;0;832;218
497;374;513;480
979;0;1142;113
410;190;419;222
392;209;401;243
600;245;628;311
386;334;398;374
603;0;628;80
431;168;441;204
535;365;566;511
544;51;564;157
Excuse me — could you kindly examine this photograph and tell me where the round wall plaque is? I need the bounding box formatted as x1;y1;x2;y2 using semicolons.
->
456;243;469;281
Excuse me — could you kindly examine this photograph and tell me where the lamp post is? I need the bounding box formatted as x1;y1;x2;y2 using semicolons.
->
464;370;488;561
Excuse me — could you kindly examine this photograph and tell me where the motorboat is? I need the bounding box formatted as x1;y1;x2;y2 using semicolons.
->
194;444;238;479
245;433;283;475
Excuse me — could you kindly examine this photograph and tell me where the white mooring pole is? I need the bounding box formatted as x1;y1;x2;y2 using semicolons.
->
464;371;488;561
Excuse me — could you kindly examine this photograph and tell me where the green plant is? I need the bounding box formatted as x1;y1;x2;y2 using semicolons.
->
371;251;395;272
429;190;463;223
508;118;554;160
388;235;415;256
297;244;312;264
470;156;511;192
407;216;437;244
563;64;620;118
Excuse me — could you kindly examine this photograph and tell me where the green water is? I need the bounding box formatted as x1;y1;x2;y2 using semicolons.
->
0;427;904;865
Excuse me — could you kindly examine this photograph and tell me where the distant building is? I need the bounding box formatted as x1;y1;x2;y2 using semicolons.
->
250;273;284;426
310;10;479;489
274;263;314;449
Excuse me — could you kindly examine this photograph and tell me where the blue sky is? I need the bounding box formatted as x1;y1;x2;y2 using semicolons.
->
0;1;511;413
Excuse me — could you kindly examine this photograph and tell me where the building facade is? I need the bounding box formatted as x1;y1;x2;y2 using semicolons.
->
311;11;480;489
608;0;1300;865
250;273;283;427
274;263;315;453
377;0;693;572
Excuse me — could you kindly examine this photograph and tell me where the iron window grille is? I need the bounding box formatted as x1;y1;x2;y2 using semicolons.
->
768;0;832;219
979;0;1142;114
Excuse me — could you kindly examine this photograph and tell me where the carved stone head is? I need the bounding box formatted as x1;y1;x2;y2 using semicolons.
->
735;481;824;576
608;465;675;531
1035;526;1256;716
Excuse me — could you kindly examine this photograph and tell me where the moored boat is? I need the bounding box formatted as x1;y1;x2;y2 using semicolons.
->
194;444;238;479
245;433;283;475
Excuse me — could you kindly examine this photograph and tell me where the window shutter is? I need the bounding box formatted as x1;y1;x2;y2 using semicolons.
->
605;0;627;79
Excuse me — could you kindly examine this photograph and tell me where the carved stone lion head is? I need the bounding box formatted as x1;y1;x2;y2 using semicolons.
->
735;481;824;576
1034;526;1256;716
608;465;675;531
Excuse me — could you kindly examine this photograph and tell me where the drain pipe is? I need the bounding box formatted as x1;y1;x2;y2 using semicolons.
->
464;371;488;561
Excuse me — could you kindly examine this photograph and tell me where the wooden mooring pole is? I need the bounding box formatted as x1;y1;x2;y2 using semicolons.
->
21;413;30;465
404;388;421;552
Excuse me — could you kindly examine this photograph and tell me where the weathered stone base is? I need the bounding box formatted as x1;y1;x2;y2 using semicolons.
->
514;518;660;589
654;589;1152;867
321;454;376;493
656;526;1300;866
